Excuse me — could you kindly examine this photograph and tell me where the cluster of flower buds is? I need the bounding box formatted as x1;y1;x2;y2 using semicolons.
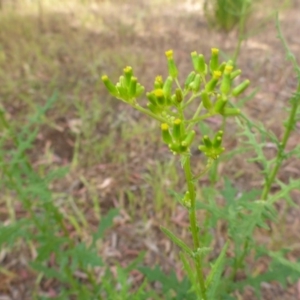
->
145;50;184;117
160;120;195;154
146;75;175;115
198;131;225;159
101;66;145;104
102;48;250;160
185;48;250;117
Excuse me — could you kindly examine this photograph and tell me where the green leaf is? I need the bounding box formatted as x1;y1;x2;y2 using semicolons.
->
124;251;146;273
66;243;103;269
180;252;202;299
0;219;31;246
160;226;193;256
206;241;229;299
30;261;67;282
221;178;237;205
93;208;119;243
139;264;195;300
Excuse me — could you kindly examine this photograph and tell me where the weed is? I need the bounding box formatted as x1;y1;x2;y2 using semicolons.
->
204;0;252;33
103;16;300;298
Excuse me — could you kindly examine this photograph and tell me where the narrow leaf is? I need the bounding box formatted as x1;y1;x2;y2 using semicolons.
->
206;241;229;299
160;226;193;256
93;208;119;243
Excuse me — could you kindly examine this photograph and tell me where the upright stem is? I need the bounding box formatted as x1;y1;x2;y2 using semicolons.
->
232;1;249;65
182;155;207;300
261;83;300;200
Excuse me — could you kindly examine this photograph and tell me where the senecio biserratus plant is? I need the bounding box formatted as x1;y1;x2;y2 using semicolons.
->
102;49;247;299
102;35;300;299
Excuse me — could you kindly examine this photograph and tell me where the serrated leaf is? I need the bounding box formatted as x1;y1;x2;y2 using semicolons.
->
93;208;119;243
269;178;300;206
0;219;30;246
139;264;194;300
30;261;67;282
124;251;145;273
221;178;237;205
67;243;103;269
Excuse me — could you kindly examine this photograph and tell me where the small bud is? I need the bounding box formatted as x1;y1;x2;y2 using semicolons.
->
232;80;250;96
218;62;226;74
198;54;207;74
198;145;207;153
172;118;182;142
224;65;233;75
191;51;200;72
119;75;126;88
165;50;178;78
154;89;165;106
205;71;221;92
123;66;133;86
165;49;173;59
102;75;118;96
209;48;219;74
214;95;227;113
190;74;202;93
201;91;212;110
227;60;234;67
213;71;222;79
154;75;164;89
147;92;158;106
147;102;160;114
181;130;195;147
220;65;233;95
116;83;129;100
203;135;212;148
163;76;173;104
129;76;137;98
213;136;222;148
230;69;242;80
161;123;173;144
222;108;241;117
161;123;169;130
135;84;145;97
169;143;181;154
182;191;191;209
199;132;225;159
184;71;196;89
175;88;183;103
171;94;176;104
213;131;224;148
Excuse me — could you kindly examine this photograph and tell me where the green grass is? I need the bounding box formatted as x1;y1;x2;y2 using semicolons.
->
0;3;178;298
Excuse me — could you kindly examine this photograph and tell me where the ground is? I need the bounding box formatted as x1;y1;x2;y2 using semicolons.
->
0;0;300;299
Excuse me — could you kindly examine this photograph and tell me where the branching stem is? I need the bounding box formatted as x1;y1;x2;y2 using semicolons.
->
260;83;300;200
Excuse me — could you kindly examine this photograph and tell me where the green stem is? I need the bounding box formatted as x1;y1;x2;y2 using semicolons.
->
186;103;204;131
183;94;198;109
175;78;183;92
187;112;214;126
134;104;166;123
182;155;207;300
261;83;300;200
